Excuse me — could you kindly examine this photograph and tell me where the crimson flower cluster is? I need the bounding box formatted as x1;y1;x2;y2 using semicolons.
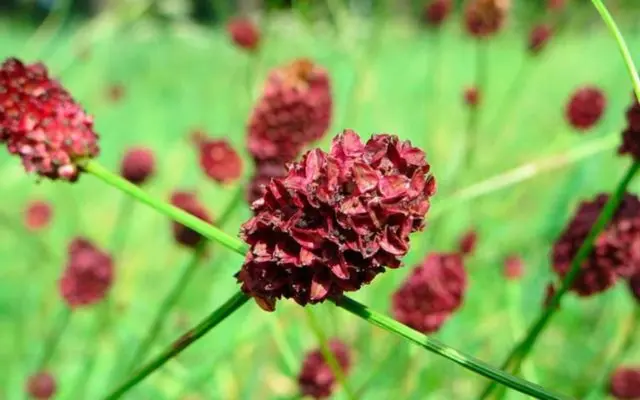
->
551;193;640;296
226;18;260;51
237;130;436;311
59;238;113;308
26;372;56;400
297;339;352;399
423;0;453;27
392;252;467;334
528;24;553;55
464;0;509;38
191;131;243;184
565;86;606;131
609;367;640;400
0;58;99;181
618;93;640;161
24;200;53;231
170;191;214;248
120;146;155;185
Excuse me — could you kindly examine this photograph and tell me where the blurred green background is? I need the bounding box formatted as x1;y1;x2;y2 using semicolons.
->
2;0;640;399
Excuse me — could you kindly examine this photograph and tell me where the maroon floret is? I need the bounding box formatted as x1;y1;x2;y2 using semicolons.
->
464;87;480;107
609;367;640;399
120;146;155;185
226;18;260;51
504;255;524;280
392;252;467;334
59;238;113;308
565;86;606;131
247;58;332;164
298;339;352;399
464;0;509;38
528;24;553;54
618;93;640;161
458;229;478;256
192;132;243;184
237;130;436;311
551;193;640;297
24;200;53;231
26;371;56;399
0;58;99;181
170;191;214;248
423;0;453;26
246;160;287;205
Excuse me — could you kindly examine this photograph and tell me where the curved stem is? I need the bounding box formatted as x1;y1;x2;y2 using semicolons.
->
36;306;72;371
334;296;568;400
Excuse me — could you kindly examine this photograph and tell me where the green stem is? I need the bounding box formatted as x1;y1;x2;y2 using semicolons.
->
334;296;567;400
305;308;356;400
123;241;208;375
36;306;72;371
83;161;249;255
103;291;251;400
464;39;488;171
479;161;640;399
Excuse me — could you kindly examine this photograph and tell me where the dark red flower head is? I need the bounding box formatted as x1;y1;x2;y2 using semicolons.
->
226;18;260;51
458;229;478;256
0;58;100;181
247;58;332;164
237;130;436;311
191;132;242;184
170;191;214;248
464;87;480;107
464;0;509;38
565;86;606;131
551;193;640;297
392;252;467;334
528;24;553;54
59;238;113;308
423;0;453;26
298;339;352;399
24;200;53;231
618;93;640;161
629;272;640;303
504;255;524;280
246;160;287;205
26;371;56;399
609;367;640;399
120;146;155;185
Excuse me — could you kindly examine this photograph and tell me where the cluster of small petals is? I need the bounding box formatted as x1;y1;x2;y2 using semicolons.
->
246;160;287;205
392;252;466;334
237;130;436;311
24;200;53;231
247;58;332;164
226;18;260;51
629;271;640;303
609;367;640;399
298;339;351;399
0;58;100;181
170;191;213;248
192;132;242;184
618;93;640;161
458;229;477;256
551;193;640;296
120;146;155;185
565;86;606;131
59;238;113;308
423;0;453;26
26;371;56;399
503;255;524;280
464;0;509;38
464;87;480;107
528;24;553;54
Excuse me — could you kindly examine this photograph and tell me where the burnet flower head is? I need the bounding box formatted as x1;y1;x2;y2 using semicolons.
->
120;146;155;186
565;86;606;131
609;366;640;400
226;17;260;52
26;371;56;400
0;58;99;181
170;191;214;248
24;200;53;231
618;92;640;161
237;130;436;311
423;0;453;27
464;0;510;39
191;131;243;184
528;24;553;55
298;339;352;399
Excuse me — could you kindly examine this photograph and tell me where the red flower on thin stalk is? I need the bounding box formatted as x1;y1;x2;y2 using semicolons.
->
609;367;640;400
458;229;478;256
237;130;436;311
170;191;214;248
423;0;453;27
24;200;53;231
226;18;260;51
59;238;114;308
26;371;56;400
464;87;481;107
191;131;243;184
464;0;510;39
0;58;100;181
298;339;352;399
528;24;553;55
565;86;606;131
392;252;467;334
120;147;155;186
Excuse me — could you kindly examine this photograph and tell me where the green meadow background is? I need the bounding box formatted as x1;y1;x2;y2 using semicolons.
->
1;1;640;399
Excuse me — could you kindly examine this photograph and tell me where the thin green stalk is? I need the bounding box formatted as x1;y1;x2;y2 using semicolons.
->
464;39;488;171
103;291;250;400
83;161;249;255
305;308;356;400
123;241;208;375
334;296;567;400
479;161;640;399
36;306;72;371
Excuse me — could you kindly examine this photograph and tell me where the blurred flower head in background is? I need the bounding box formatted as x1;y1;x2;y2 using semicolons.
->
26;371;56;400
170;191;213;248
609;367;640;400
24;200;53;231
192;131;243;184
528;24;553;55
422;0;453;27
226;17;260;51
464;0;510;38
298;339;352;399
565;86;606;131
120;146;156;186
458;229;478;256
503;254;524;280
